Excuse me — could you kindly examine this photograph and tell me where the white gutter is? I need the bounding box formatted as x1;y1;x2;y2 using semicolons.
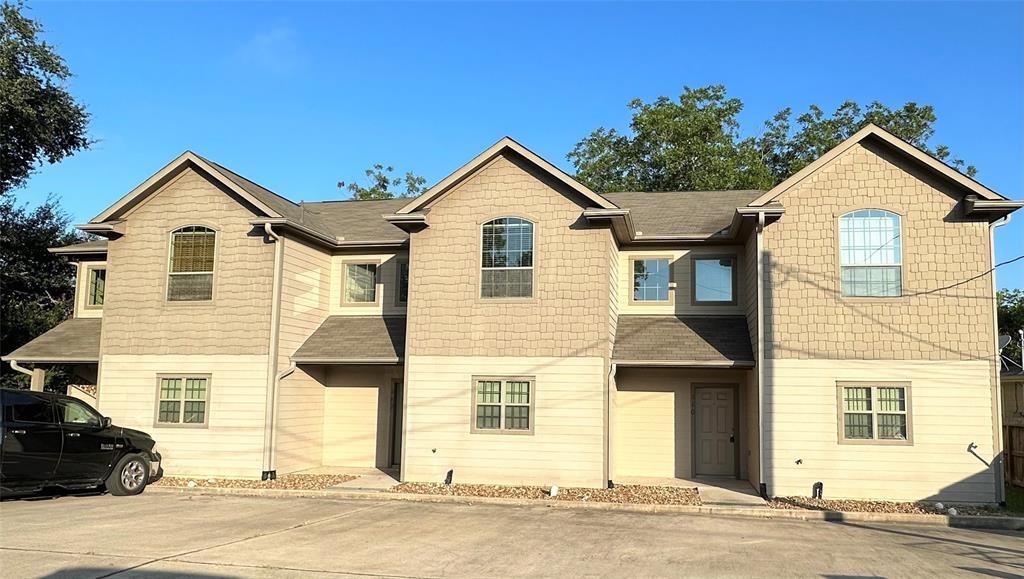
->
756;210;767;498
261;222;286;478
990;214;1011;504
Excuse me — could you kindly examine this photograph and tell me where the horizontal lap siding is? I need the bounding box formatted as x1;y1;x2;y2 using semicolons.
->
98;354;268;478
405;356;605;487
764;359;997;503
275;238;332;473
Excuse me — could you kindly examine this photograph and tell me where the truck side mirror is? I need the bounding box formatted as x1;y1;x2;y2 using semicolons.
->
102;417;112;429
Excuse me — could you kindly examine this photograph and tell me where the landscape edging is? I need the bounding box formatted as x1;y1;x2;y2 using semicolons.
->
146;485;1024;531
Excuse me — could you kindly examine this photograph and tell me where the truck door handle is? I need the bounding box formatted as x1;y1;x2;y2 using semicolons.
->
729;434;735;443
11;429;25;435
66;432;80;438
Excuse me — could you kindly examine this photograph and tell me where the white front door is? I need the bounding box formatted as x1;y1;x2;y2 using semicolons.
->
694;386;736;476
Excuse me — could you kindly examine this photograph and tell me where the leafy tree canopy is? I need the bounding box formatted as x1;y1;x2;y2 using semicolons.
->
340;164;427;200
0;195;83;389
1000;289;1024;368
1;0;91;194
569;85;976;193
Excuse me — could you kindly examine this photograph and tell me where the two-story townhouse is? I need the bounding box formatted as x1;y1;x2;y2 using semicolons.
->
6;124;1021;503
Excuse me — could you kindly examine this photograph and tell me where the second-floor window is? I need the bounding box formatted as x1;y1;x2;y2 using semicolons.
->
85;266;106;308
692;256;736;305
344;263;378;304
481;217;533;299
632;258;670;302
396;262;409;305
839;209;902;297
167;226;215;302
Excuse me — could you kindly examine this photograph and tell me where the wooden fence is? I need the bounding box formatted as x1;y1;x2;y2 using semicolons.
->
1006;425;1024;488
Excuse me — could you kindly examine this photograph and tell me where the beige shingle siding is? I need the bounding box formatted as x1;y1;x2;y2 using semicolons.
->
275;237;333;474
406;153;613;358
762;142;995;361
101;168;276;356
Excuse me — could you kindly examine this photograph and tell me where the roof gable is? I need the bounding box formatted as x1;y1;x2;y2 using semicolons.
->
748;123;1008;207
396;137;617;214
91;151;296;223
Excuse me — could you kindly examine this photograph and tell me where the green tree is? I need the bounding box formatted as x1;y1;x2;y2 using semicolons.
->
999;289;1024;368
1;0;91;194
0;195;83;389
340;164;426;200
569;85;974;193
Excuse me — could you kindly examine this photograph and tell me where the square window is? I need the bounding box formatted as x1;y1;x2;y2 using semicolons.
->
472;377;534;434
693;257;735;304
344;263;378;304
157;376;209;426
838;384;910;443
632;258;670;302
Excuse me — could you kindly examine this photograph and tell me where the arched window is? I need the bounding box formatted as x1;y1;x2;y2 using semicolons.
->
839;209;902;297
167;225;216;301
481;217;533;298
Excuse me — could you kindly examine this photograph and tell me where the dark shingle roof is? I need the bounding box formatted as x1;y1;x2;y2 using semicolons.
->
301;199;409;242
49;240;109;254
613;315;753;365
601;190;764;236
2;318;101;363
293;316;406;363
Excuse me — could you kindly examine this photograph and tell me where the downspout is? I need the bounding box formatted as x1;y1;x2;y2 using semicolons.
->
990;214;1011;504
261;222;286;480
756;211;768;499
9;360;33;378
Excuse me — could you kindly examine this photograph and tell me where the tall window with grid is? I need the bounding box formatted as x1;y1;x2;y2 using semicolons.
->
167;226;216;301
839;209;902;297
481;217;533;298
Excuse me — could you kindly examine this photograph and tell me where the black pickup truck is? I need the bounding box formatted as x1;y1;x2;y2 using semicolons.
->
1;388;162;497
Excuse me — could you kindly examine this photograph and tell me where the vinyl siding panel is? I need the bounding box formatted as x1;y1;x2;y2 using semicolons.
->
322;365;402;468
764;358;998;503
275;238;332;473
404;356;605;487
97;354;268;478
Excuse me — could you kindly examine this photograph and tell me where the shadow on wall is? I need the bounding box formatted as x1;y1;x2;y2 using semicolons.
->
760;245;1003;502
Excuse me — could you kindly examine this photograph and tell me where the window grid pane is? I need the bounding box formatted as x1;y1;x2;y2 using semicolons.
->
481;218;534;298
88;268;106;306
505;405;530;430
167;273;214;301
843;387;872;412
633;259;670;301
476;381;501;404
345;264;377;303
476;405;500;429
185;378;207;400
158;401;181;423
877;414;907;440
694;258;734;302
844;413;873;439
183;401;206;424
876;387;906;413
506;381;530;404
160;378;182;400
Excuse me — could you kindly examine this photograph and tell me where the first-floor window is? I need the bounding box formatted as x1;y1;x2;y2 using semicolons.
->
473;377;534;433
157;376;210;426
838;383;910;443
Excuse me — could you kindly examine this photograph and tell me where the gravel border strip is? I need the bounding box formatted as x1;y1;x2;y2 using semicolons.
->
145;485;1024;530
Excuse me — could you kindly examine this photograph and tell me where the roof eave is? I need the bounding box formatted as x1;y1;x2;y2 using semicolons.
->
293;357;403;365
612;359;755;368
965;195;1024;221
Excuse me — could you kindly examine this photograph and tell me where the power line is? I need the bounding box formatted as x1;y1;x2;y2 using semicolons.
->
907;254;1024;297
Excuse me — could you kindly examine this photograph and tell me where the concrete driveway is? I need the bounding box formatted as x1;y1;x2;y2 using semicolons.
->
1;492;1021;578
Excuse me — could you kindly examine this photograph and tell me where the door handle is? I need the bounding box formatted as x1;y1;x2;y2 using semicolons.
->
11;429;25;435
729;434;735;443
66;432;80;438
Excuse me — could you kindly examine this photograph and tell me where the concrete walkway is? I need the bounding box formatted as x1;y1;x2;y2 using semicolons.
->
298;466;400;492
618;475;767;508
3;493;1021;578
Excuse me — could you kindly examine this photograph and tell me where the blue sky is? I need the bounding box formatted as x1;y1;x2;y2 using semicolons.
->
16;1;1024;289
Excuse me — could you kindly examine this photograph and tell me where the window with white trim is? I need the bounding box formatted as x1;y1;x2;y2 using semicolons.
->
839;384;910;442
632;258;670;302
481;217;533;298
472;377;533;433
157;376;210;426
344;263;378;304
167;226;215;301
839;209;902;297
